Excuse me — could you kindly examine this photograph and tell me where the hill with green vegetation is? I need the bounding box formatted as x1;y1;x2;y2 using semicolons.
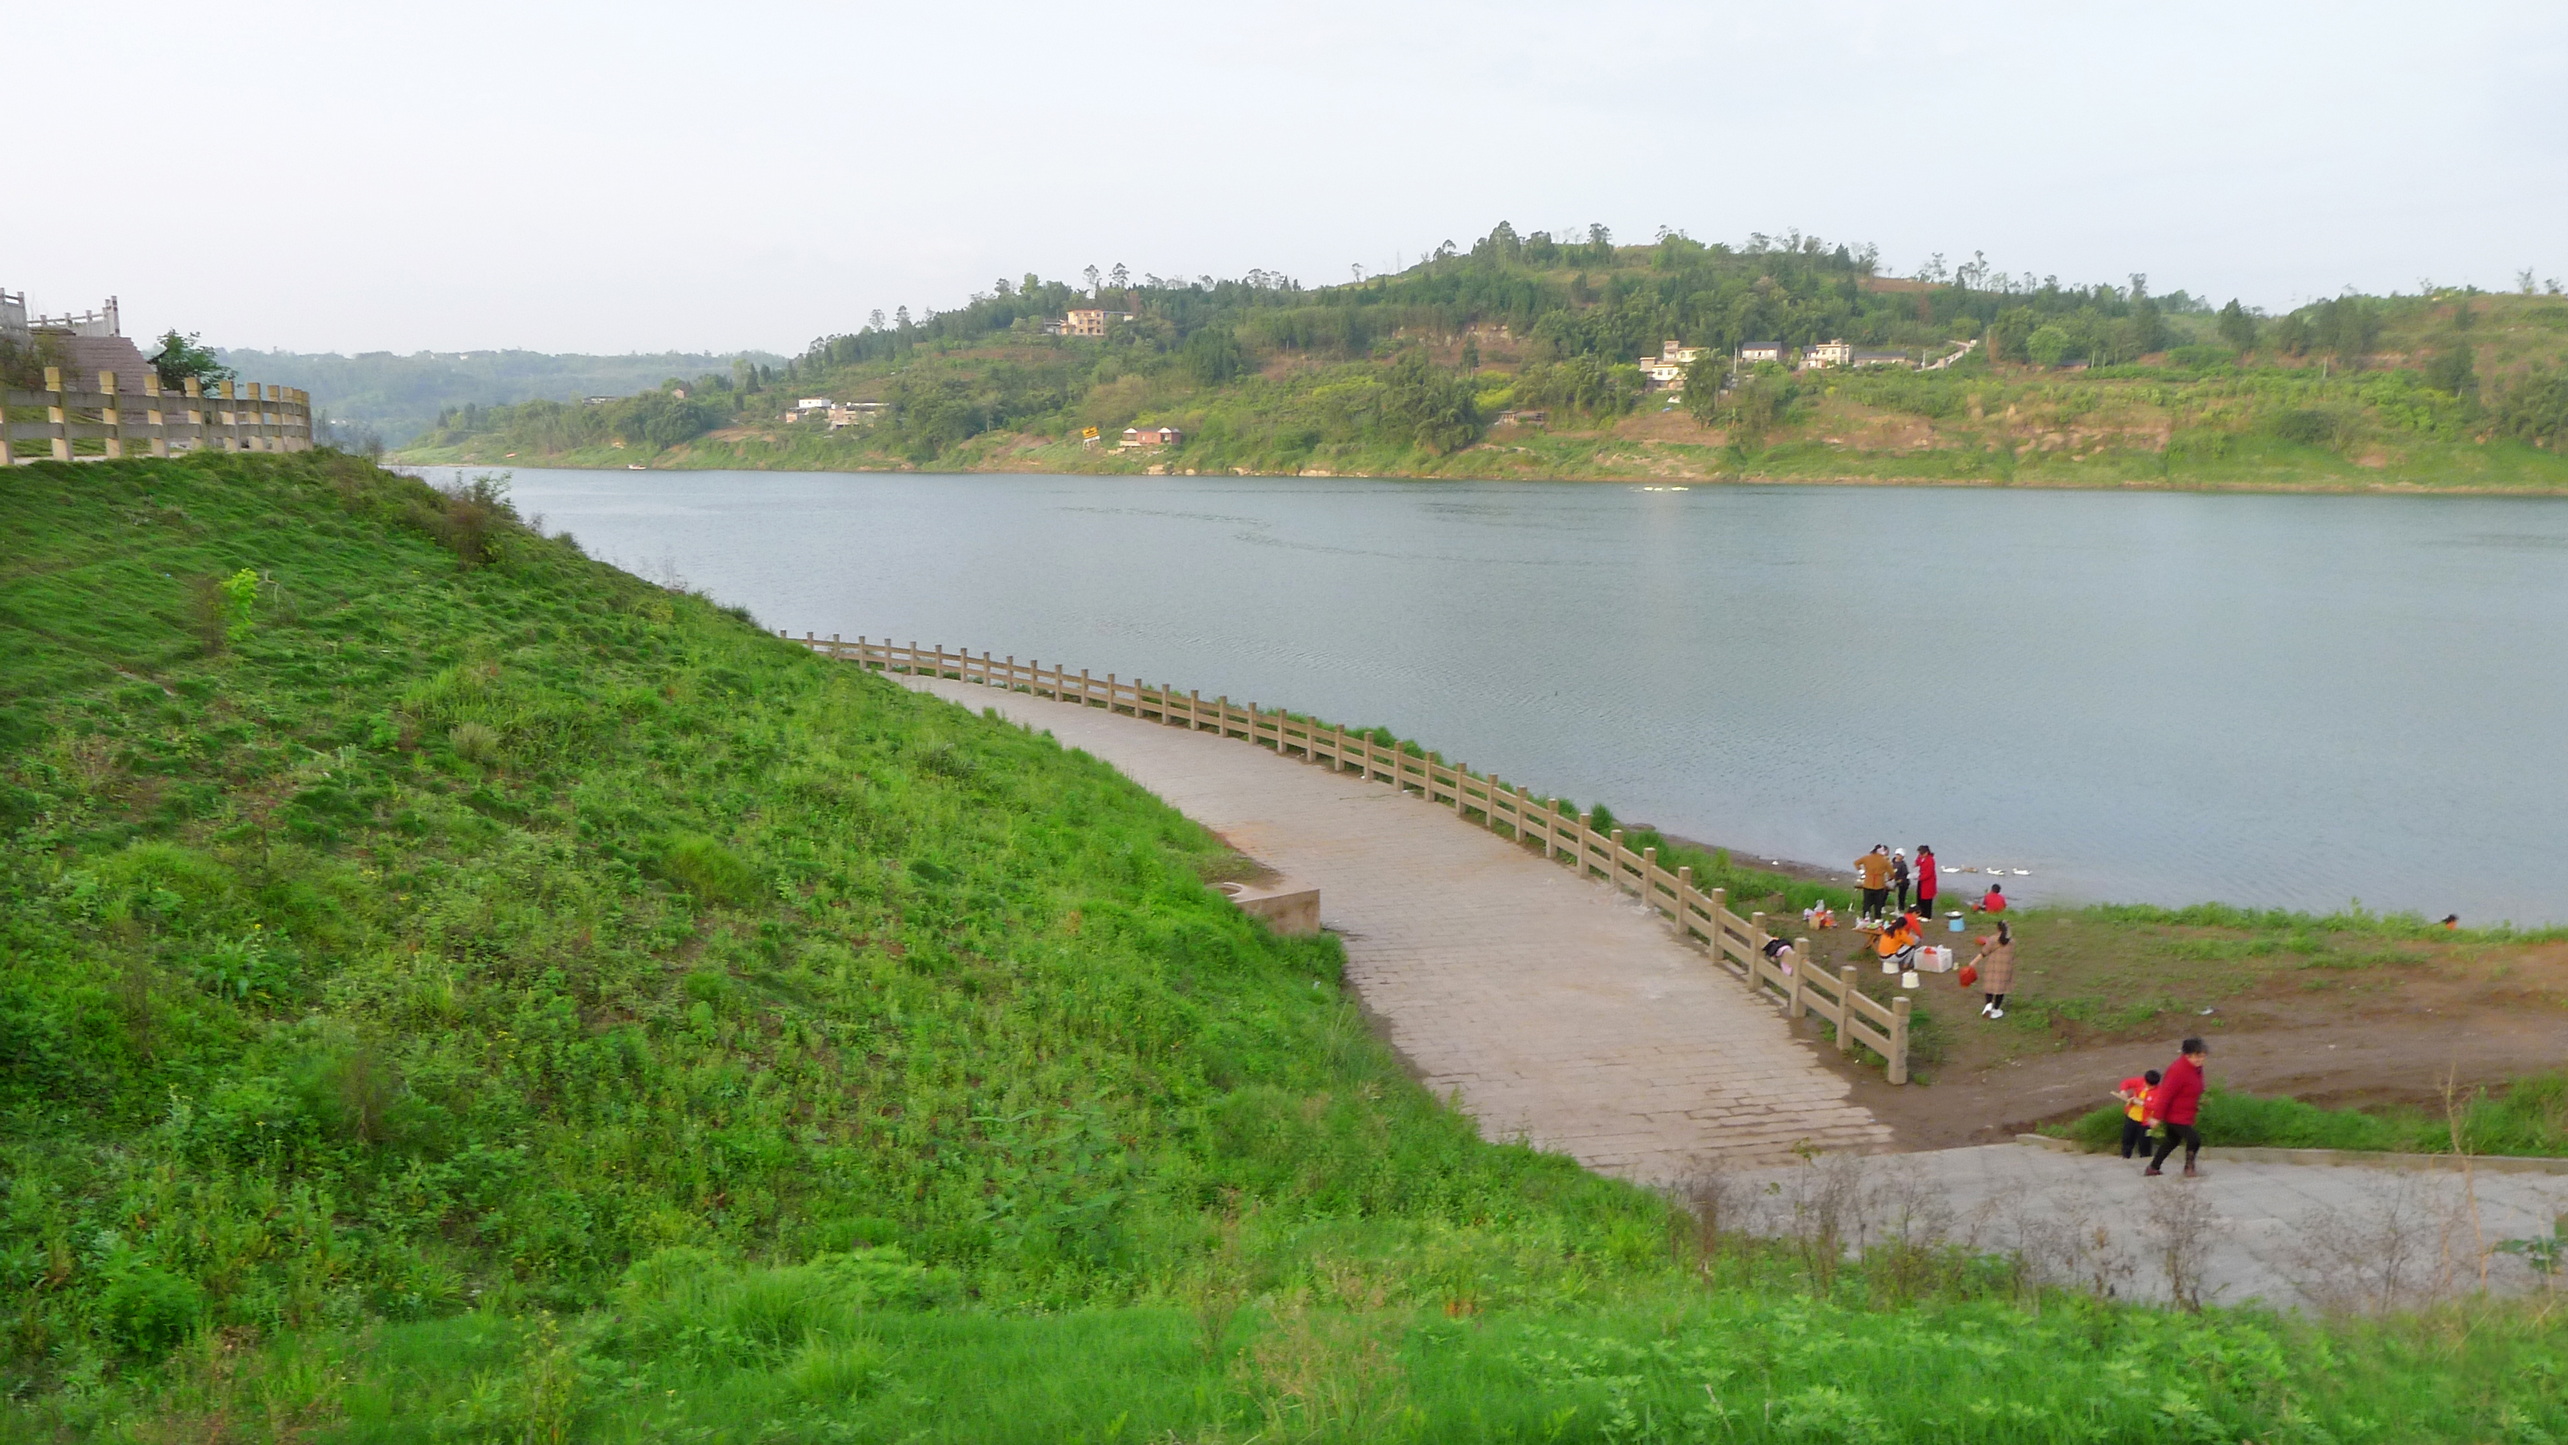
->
215;348;785;450
7;453;2568;1441
394;225;2568;491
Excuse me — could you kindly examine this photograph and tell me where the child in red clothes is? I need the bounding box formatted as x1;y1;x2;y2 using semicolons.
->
2144;1040;2210;1178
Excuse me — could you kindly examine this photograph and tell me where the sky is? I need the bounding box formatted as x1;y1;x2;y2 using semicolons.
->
8;0;2562;356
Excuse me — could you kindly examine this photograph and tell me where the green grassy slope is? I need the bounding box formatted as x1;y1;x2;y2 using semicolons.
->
6;455;2568;1441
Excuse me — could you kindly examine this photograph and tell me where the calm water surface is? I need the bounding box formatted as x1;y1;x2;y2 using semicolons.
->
413;467;2568;924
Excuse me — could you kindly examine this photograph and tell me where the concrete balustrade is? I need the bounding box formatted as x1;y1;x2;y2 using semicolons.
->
2;369;314;464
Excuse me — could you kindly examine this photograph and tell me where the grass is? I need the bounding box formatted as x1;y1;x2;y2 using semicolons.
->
7;454;2568;1440
2056;1075;2568;1158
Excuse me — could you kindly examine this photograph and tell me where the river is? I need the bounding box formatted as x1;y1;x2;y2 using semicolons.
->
407;466;2568;924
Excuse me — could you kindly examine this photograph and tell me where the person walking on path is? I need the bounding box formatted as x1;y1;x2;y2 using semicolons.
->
1915;845;1939;919
1972;920;2016;1017
1891;850;1913;914
2117;1070;2162;1159
1854;845;1892;923
2144;1039;2211;1178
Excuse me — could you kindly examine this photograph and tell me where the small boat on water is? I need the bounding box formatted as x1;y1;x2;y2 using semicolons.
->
627;463;647;470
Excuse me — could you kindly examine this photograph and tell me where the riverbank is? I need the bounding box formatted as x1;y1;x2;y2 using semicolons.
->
393;421;2568;494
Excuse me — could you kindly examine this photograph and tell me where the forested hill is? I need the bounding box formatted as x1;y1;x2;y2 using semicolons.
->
395;224;2568;491
219;346;785;449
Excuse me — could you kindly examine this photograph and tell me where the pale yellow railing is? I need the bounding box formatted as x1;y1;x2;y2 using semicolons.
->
2;368;313;464
789;632;1910;1083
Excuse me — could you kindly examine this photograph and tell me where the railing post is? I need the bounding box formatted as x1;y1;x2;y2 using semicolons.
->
1676;865;1694;923
1836;969;1859;1053
1081;668;1092;704
99;370;123;459
44;367;69;461
1642;847;1659;909
1608;829;1626;891
1788;937;1810;1016
1889;997;1911;1084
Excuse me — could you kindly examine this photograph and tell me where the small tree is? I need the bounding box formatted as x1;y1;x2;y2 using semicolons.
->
148;331;233;388
2216;299;2256;352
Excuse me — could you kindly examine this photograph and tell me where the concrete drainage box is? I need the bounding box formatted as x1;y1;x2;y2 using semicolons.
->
1218;880;1321;936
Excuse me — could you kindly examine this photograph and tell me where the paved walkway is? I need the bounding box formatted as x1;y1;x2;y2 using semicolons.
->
904;674;1892;1178
1729;1142;2568;1308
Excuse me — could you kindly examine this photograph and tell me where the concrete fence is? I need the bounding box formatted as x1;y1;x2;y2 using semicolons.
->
2;368;313;464
788;632;1912;1084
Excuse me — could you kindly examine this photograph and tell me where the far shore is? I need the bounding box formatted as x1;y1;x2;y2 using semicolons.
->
390;450;2568;498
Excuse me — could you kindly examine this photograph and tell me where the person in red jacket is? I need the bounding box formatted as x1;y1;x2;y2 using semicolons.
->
1915;845;1939;918
2144;1038;2210;1178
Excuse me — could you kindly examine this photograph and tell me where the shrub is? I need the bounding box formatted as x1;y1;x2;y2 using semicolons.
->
653;834;760;905
98;1265;205;1355
449;721;502;765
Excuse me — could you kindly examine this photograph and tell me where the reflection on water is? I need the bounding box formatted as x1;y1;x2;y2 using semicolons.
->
410;466;2568;924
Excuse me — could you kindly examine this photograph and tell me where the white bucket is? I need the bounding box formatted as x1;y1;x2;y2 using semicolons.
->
1901;969;1920;989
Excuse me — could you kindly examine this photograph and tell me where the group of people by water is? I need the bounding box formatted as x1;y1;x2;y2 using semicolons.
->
1823;844;2018;1017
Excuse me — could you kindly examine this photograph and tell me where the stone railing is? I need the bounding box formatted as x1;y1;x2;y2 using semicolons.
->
2;367;312;464
787;632;1912;1083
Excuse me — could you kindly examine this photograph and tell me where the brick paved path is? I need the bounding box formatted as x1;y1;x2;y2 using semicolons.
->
907;675;1891;1179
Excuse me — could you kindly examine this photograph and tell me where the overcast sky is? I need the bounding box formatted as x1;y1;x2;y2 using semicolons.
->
9;1;2561;355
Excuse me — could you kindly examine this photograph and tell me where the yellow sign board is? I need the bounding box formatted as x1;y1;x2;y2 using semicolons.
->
1081;426;1100;439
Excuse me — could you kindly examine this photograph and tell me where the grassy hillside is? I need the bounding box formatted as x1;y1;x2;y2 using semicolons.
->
7;454;2568;1441
394;226;2568;490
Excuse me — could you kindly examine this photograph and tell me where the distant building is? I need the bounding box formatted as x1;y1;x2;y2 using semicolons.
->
582;396;618;405
783;398;834;423
827;402;886;429
1850;349;1912;368
1119;425;1183;448
1639;339;1706;391
1063;308;1133;338
1738;342;1784;365
1494;409;1548;427
1801;339;1854;370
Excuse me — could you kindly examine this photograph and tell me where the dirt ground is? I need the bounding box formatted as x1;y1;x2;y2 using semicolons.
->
1783;910;2568;1150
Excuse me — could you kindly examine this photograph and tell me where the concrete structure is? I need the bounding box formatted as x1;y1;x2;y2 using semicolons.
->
1850;348;1912;368
1738;342;1783;365
1119;425;1183;447
1220;880;1322;935
827;401;886;429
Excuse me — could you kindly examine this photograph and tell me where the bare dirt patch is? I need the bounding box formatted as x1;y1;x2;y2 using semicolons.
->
1779;913;2568;1149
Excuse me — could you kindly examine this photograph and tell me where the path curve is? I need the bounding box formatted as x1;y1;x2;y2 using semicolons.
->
906;674;1890;1179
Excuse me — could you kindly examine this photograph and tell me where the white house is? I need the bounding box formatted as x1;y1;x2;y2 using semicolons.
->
1738;342;1784;365
1638;339;1706;391
1802;339;1854;370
